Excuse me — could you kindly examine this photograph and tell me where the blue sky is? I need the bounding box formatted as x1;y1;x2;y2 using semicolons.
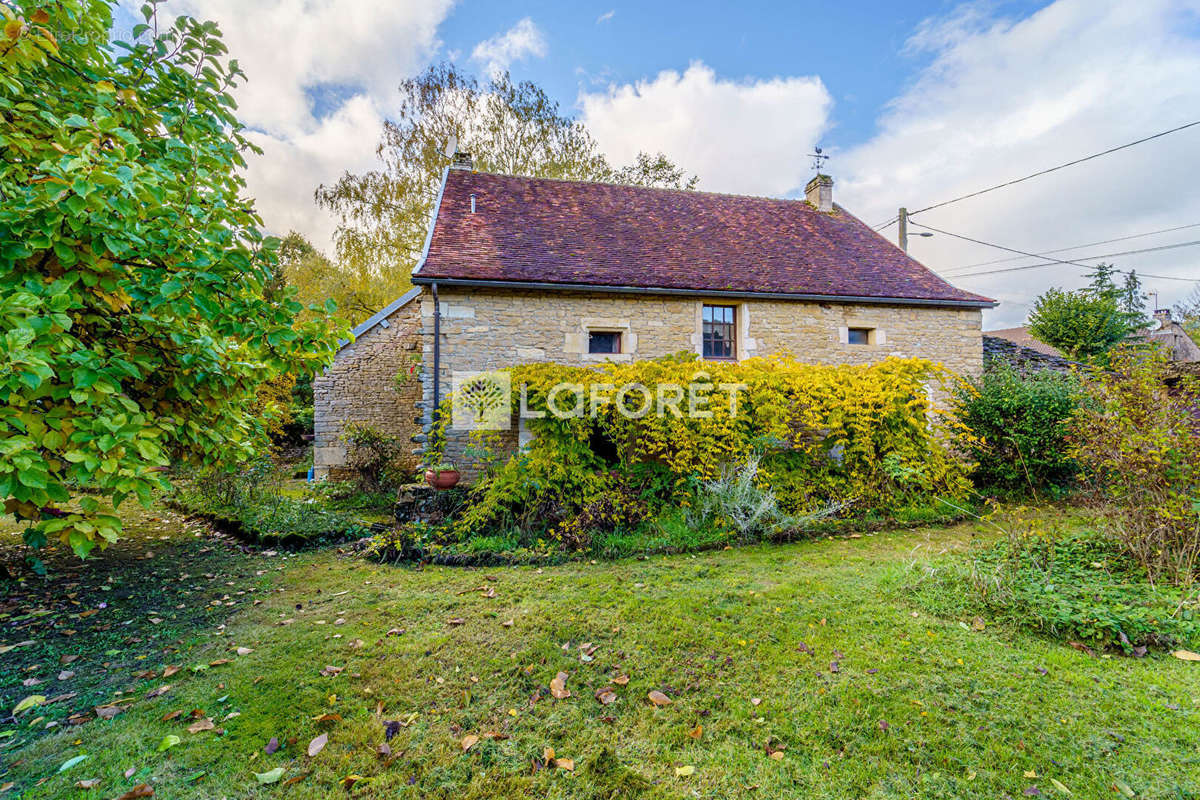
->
433;0;1045;150
127;0;1200;325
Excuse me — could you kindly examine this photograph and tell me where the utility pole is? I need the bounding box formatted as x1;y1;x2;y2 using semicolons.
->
898;207;908;253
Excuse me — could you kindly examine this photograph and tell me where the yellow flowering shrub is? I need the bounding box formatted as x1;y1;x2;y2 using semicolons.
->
444;354;972;541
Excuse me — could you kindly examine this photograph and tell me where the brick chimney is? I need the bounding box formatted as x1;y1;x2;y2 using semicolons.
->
1153;308;1173;324
450;151;473;170
805;174;833;213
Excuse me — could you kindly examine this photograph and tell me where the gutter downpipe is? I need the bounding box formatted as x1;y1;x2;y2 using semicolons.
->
431;281;441;429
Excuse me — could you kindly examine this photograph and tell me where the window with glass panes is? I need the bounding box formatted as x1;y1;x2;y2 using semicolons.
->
702;304;736;360
588;331;621;354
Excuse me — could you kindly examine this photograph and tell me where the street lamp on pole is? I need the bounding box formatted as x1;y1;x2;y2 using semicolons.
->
897;207;933;253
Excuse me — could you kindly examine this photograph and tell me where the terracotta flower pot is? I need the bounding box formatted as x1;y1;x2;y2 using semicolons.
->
425;469;461;490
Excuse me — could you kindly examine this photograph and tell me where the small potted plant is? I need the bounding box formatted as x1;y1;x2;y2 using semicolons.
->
424;462;460;490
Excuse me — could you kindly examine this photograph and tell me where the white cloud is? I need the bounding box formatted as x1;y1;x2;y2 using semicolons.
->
471;17;547;78
838;0;1200;326
579;62;832;197
133;0;455;250
596;10;615;24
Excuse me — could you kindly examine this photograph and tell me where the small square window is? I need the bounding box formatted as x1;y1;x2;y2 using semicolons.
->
588;331;621;354
847;327;872;345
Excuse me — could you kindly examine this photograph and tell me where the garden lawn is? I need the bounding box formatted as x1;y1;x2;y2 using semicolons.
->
2;507;1199;799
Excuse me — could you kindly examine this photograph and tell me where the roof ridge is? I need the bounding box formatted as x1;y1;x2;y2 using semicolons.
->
456;167;825;207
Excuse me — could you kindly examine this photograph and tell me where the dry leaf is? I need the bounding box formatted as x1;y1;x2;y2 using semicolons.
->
265;737;280;754
160;710;182;722
162;665;181;678
312;713;342;723
549;672;571;700
447;618;465;626
554;758;574;771
307;733;328;757
647;690;672;706
386;628;404;636
1171;650;1200;661
187;717;215;734
687;725;703;739
115;785;153;799
675;765;695;776
57;670;75;681
769;751;785;760
320;665;343;677
236;647;253;656
95;704;123;720
612;674;630;685
208;659;231;666
461;734;480;752
501;619;514;627
145;684;171;698
750;697;762;706
595;687;618;705
75;779;100;789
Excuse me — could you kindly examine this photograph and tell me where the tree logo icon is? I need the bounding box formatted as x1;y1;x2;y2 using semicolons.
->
451;371;512;430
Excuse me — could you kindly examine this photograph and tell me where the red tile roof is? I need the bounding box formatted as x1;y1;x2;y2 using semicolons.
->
413;169;995;307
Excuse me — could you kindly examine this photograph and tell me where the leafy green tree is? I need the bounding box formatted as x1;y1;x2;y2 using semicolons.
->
279;231;393;325
0;1;342;561
1118;269;1149;329
1027;287;1130;362
316;63;696;301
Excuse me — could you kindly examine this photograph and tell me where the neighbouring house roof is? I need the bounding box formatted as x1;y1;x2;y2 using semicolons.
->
983;335;1077;373
984;326;1065;358
410;169;995;308
1134;320;1200;363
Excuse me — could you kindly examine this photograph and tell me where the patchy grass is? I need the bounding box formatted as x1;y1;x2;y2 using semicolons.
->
2;505;1199;799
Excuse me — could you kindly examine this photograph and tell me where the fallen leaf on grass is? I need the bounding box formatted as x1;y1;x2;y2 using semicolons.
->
549;672;571;700
376;743;391;758
675;765;695;777
75;779;100;789
647;691;672;706
386;628;404;636
157;735;181;752
57;670;75;681
162;665;181;678
320;665;343;677
1067;641;1095;657
307;733;328;757
60;654;80;665
1171;650;1200;661
312;713;342;723
554;758;574;771
255;767;284;785
161;710;183;722
145;685;171;699
187;718;215;734
595;687;618;705
750;697;762;706
501;619;514;628
58;755;87;773
447;618;465;626
1112;779;1136;797
115;784;153;799
12;695;45;715
612;674;629;686
265;737;279;754
208;659;231;667
236;647;253;656
95;704;124;720
462;734;480;752
1050;778;1072;794
0;783;13;793
687;725;703;739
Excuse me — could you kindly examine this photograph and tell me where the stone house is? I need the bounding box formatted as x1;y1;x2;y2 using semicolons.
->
313;156;996;479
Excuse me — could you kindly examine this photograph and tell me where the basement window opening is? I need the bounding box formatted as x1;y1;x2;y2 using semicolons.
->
847;327;873;345
588;331;622;354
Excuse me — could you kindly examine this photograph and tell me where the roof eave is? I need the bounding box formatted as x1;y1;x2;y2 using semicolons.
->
410;275;997;309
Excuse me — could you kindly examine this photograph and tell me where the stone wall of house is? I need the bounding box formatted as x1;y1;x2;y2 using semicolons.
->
419;287;984;471
313;296;424;480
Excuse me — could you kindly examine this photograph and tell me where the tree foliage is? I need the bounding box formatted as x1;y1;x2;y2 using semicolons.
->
1028;287;1130;361
316;63;697;305
0;0;341;559
1176;285;1200;348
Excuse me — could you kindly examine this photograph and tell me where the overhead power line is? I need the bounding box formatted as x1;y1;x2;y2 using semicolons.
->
908;221;1200;282
904;119;1200;217
941;221;1200;274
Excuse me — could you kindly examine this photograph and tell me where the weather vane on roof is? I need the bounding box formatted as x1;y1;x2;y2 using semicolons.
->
808;146;829;172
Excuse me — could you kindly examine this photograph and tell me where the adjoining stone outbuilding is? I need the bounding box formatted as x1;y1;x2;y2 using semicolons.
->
313;157;996;479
